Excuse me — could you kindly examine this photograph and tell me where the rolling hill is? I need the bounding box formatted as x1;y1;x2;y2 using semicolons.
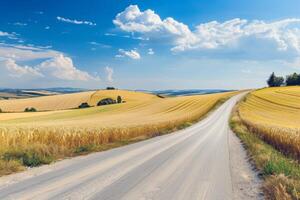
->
238;86;300;161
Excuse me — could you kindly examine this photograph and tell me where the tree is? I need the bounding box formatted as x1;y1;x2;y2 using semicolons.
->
286;73;300;86
117;96;122;103
24;107;37;112
97;98;115;106
267;72;275;87
78;102;90;109
274;76;284;87
267;72;284;87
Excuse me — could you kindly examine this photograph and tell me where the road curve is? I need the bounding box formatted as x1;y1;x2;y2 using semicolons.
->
0;93;253;200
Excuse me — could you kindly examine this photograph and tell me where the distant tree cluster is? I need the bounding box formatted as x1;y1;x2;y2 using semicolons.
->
78;96;124;109
97;96;123;106
286;73;300;86
78;102;90;109
97;98;116;106
267;72;284;87
24;107;37;112
267;72;300;87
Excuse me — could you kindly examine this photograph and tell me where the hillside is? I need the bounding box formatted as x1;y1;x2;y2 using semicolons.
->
238;86;300;160
0;90;237;176
0;91;234;128
0;90;159;112
0;91;95;112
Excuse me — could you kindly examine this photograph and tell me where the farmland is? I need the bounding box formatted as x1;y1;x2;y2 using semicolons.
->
0;90;236;176
238;86;300;161
0;91;95;112
232;86;300;199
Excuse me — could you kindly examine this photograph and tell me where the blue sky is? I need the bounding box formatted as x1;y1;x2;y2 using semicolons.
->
1;0;300;90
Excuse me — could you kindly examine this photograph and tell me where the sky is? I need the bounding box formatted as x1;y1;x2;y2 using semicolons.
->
1;0;300;90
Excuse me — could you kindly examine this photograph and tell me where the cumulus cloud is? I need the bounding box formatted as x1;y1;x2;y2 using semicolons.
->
148;48;154;55
0;42;100;82
38;54;100;81
114;5;300;56
116;49;141;59
3;58;43;77
113;5;197;50
105;66;114;82
57;16;96;26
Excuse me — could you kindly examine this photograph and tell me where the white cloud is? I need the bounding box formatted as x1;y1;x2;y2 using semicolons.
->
148;48;154;55
0;31;16;39
38;54;100;81
114;5;300;56
113;5;163;33
3;58;43;77
45;26;50;30
13;22;27;26
89;42;111;48
105;33;117;36
0;41;100;82
105;66;114;82
57;16;96;26
116;49;141;59
0;43;60;61
113;5;196;50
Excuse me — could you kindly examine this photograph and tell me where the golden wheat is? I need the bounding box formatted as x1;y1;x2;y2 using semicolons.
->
0;90;236;164
0;91;95;112
238;86;300;161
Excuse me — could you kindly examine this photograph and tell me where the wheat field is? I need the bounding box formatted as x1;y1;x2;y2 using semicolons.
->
0;90;236;174
0;91;95;112
238;86;300;161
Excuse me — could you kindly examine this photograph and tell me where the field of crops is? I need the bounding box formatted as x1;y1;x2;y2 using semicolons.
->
238;86;300;161
0;90;236;175
0;91;95;112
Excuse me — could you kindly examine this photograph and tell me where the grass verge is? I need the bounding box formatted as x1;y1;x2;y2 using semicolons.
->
230;100;300;200
0;96;232;177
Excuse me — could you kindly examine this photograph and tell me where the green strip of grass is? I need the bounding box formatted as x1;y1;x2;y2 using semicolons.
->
230;104;300;200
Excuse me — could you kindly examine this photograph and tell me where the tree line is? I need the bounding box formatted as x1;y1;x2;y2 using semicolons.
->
267;72;300;87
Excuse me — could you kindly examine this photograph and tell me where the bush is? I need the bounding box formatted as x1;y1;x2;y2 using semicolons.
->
3;146;53;167
97;98;115;106
106;87;115;90
78;102;90;109
117;96;122;103
24;107;37;112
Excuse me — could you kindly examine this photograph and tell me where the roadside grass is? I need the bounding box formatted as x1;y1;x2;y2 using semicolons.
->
230;101;300;200
0;93;235;177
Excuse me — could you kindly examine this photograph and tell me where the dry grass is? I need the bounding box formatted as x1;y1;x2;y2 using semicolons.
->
238;86;300;161
0;90;237;175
